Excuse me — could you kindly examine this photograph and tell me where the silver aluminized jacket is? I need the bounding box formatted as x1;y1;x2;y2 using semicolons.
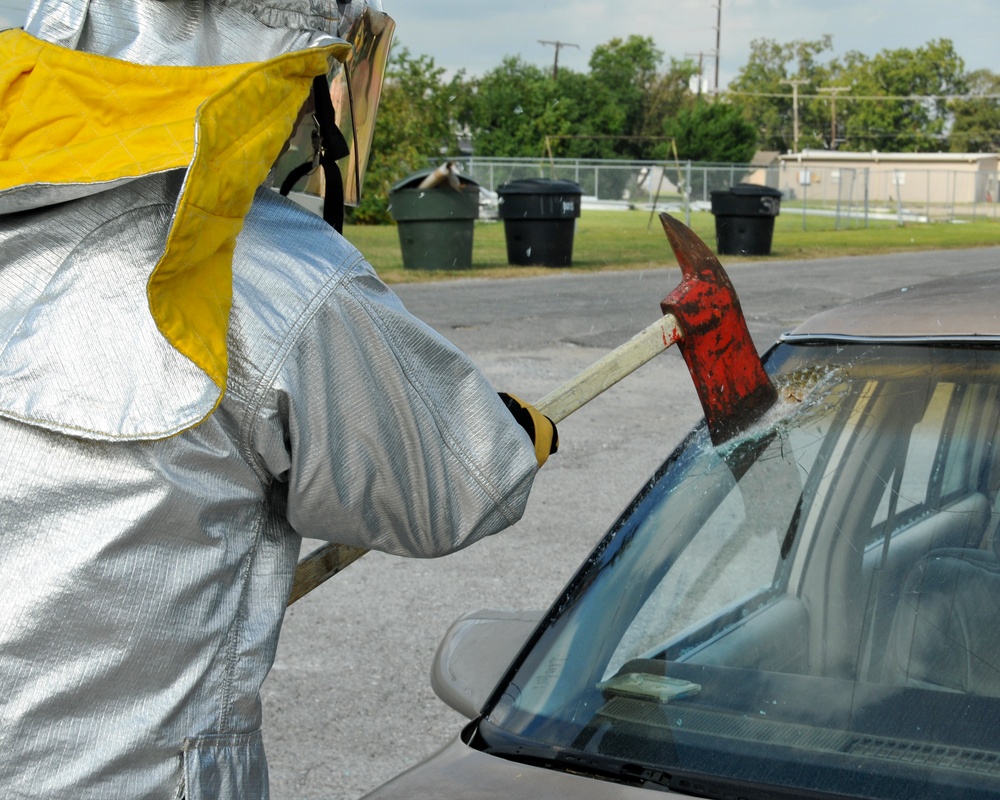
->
0;1;539;797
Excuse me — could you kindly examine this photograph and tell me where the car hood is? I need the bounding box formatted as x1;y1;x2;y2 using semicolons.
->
361;734;671;799
783;266;1000;341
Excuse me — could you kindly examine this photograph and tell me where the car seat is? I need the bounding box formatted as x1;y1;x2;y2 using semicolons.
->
885;543;1000;695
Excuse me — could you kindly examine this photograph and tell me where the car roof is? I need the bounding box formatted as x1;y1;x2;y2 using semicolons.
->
782;267;1000;343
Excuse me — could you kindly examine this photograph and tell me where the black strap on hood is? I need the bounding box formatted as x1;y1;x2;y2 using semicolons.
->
280;74;350;233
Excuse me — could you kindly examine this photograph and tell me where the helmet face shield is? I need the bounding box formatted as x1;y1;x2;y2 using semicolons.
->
272;2;393;207
328;5;395;205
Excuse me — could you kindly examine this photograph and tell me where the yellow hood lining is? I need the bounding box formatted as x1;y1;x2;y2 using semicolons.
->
0;29;349;399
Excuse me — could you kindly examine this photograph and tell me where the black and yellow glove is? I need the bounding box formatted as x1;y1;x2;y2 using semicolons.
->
498;392;559;467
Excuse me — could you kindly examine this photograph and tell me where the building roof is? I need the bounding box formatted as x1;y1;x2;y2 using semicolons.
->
750;150;781;167
780;149;998;165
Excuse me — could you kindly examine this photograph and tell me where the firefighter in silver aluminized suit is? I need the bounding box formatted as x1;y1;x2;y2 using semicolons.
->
0;1;556;797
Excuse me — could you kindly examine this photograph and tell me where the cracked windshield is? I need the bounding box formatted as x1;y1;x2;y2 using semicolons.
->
484;341;1000;798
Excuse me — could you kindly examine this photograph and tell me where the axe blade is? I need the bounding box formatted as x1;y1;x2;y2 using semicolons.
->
659;212;777;445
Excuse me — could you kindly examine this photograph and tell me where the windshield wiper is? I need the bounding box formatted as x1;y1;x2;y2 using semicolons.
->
481;740;672;790
662;772;844;800
481;739;838;800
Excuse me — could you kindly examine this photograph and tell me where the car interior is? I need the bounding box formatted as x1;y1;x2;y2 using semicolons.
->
617;352;1000;689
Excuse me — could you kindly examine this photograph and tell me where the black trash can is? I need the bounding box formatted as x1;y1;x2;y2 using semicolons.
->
389;167;480;269
497;178;582;267
709;184;783;256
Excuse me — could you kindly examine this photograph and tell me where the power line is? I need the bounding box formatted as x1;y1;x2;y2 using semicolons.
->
726;90;1000;102
765;125;1000;144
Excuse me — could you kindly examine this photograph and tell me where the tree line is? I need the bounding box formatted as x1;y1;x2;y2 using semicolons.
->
730;36;996;154
351;35;999;222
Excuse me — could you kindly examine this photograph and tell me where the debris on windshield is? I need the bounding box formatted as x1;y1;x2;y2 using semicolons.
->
782;385;806;404
776;365;841;404
712;364;849;458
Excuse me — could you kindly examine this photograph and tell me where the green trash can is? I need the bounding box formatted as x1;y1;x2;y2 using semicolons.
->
497;178;582;267
709;184;783;256
389;167;480;270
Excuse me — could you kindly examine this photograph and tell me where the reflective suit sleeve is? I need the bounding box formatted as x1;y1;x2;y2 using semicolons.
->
255;256;540;558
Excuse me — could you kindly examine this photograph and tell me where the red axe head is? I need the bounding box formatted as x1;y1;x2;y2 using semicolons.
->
659;213;777;445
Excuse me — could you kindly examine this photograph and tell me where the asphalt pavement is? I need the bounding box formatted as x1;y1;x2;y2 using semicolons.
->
260;243;1000;799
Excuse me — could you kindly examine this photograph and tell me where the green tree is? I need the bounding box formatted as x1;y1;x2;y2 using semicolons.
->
350;45;465;224
585;35;664;159
662;100;758;163
636;57;700;155
462;56;566;157
538;69;604;158
948;69;1000;152
835;39;967;152
728;36;834;151
465;35;690;162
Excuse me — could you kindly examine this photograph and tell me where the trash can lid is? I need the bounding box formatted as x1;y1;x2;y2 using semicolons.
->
712;183;783;198
497;178;583;196
390;165;479;193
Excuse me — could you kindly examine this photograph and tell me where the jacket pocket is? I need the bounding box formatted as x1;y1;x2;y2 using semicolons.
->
181;730;268;800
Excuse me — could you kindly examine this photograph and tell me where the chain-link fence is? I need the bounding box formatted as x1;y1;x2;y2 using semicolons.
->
445;156;1000;228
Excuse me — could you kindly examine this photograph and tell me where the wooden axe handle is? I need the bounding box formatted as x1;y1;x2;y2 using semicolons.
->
533;313;682;422
287;542;369;605
286;312;684;606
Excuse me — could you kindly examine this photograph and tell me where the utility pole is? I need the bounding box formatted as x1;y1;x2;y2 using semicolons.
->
712;0;722;93
818;86;848;148
538;40;579;80
685;51;706;97
780;78;808;153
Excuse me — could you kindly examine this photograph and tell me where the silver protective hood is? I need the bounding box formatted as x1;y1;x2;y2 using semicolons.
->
1;0;390;440
24;0;348;65
24;0;394;203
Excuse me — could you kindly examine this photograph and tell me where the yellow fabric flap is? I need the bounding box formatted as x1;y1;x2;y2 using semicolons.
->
0;29;349;409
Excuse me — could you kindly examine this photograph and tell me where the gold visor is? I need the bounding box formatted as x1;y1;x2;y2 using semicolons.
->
274;4;394;206
329;5;395;205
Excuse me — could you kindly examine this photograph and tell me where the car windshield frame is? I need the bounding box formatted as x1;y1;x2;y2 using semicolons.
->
477;339;1000;800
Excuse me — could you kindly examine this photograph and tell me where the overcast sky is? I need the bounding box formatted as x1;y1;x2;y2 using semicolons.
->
1;1;996;89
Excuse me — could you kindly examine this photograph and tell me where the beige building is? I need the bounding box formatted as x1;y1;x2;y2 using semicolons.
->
768;150;1000;206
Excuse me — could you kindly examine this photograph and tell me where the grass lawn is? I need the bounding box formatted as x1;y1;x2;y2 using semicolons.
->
342;209;1000;285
